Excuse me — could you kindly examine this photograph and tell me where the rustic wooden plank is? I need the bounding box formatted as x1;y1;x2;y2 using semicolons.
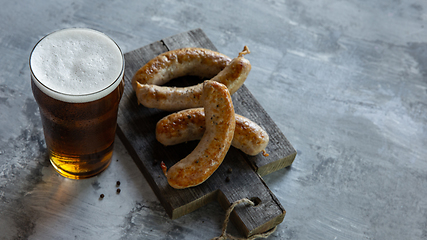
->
117;41;174;215
231;85;297;176
117;29;292;237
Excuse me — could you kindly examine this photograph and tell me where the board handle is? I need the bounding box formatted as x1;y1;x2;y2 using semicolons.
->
217;186;285;237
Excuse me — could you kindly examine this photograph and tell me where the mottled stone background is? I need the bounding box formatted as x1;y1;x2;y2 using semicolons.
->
0;0;426;239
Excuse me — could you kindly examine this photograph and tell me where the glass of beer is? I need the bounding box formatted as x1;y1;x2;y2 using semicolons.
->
30;28;125;179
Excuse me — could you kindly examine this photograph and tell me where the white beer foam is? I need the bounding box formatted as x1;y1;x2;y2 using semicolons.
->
30;28;124;103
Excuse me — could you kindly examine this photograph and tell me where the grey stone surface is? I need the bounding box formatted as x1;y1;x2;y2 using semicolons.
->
1;0;426;239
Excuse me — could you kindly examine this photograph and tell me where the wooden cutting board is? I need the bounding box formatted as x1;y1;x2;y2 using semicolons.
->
116;28;297;237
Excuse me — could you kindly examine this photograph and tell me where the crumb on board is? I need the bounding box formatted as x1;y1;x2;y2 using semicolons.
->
262;149;269;157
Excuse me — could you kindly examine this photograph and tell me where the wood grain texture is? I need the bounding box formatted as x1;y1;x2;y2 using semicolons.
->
116;28;295;237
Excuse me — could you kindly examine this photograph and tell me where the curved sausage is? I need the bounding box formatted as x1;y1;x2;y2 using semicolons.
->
133;46;251;112
156;108;269;156
161;80;235;189
132;48;231;88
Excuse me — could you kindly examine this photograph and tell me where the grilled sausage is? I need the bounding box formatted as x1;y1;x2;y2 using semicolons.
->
161;80;235;189
156;108;269;156
133;47;251;111
132;48;231;88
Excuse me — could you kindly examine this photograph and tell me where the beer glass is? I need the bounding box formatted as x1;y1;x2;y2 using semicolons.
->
30;28;125;179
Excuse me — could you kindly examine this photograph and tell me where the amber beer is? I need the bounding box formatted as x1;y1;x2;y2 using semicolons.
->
30;28;125;179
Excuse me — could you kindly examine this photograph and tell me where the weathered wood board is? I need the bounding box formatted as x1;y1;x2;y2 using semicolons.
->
116;28;296;237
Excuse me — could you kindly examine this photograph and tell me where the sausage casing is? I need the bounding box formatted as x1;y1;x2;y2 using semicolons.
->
161;80;235;189
156;108;269;156
133;47;251;111
132;48;231;88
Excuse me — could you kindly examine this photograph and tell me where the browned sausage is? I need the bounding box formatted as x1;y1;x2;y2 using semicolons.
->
161;80;235;189
132;48;231;88
133;47;251;111
156;108;269;156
